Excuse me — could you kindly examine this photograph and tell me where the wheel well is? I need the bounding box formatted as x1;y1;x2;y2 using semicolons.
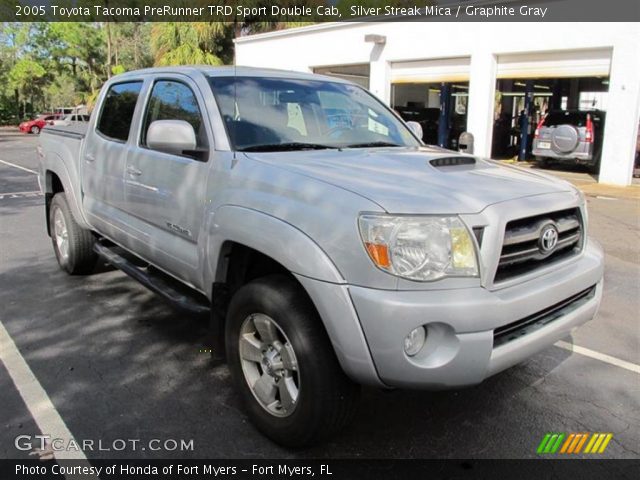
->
219;243;291;299
44;171;64;236
209;242;301;359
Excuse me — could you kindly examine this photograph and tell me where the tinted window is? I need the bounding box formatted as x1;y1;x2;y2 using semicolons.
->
544;111;589;127
209;76;419;151
141;80;206;149
97;82;143;141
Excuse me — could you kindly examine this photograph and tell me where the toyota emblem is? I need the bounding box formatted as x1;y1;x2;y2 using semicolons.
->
539;224;559;254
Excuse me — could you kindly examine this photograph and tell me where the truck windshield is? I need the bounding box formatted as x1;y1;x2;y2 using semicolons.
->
208;76;420;152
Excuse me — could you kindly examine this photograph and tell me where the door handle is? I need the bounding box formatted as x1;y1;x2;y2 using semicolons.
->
84;153;95;162
126;166;142;176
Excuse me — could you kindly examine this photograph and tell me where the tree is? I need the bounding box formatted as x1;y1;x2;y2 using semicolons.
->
151;23;226;66
8;57;46;117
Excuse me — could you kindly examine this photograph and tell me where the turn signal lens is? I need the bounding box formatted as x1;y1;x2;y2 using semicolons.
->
365;242;391;268
450;227;477;270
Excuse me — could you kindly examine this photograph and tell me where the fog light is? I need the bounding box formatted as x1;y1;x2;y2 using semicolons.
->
403;326;426;356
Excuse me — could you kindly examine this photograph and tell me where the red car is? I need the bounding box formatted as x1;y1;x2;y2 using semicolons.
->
19;114;62;134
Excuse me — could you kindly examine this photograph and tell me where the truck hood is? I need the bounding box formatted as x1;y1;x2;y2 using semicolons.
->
244;147;575;214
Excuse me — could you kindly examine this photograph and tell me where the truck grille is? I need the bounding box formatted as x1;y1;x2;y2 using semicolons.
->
493;285;596;347
494;208;583;283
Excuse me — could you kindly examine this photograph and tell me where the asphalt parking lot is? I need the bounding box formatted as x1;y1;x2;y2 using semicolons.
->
0;129;638;461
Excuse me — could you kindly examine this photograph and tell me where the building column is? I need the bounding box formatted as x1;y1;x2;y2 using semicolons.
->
467;52;497;158
598;43;640;186
369;58;391;104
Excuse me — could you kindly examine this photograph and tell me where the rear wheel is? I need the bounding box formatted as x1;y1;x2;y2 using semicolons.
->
30;125;40;135
50;193;97;275
535;156;550;168
225;275;359;447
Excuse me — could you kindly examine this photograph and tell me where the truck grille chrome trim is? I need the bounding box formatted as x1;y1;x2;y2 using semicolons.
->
493;285;596;348
494;208;583;283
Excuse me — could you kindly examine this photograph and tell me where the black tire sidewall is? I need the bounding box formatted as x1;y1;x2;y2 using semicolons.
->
226;275;355;446
49;193;95;274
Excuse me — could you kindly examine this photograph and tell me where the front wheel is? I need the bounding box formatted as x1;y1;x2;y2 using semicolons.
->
225;275;360;447
30;125;40;135
49;193;97;275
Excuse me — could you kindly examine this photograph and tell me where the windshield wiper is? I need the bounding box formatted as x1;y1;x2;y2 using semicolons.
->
239;142;337;152
346;141;402;148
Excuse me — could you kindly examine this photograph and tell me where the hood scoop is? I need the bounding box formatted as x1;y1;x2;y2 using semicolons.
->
430;156;476;168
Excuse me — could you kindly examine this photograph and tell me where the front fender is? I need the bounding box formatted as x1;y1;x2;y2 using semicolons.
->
204;205;345;287
203;205;383;386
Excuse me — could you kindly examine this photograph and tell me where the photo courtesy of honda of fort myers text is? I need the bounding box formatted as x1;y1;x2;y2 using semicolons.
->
0;0;639;479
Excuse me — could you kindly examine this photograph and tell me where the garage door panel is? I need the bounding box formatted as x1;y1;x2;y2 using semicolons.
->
497;49;612;79
391;57;470;83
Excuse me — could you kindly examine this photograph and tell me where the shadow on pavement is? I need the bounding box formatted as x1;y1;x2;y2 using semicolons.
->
0;258;576;459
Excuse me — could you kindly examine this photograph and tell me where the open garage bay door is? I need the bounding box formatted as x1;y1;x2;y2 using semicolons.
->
391;57;470;83
390;58;470;149
497;49;612;79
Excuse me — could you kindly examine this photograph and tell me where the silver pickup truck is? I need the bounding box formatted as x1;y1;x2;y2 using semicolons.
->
38;66;604;447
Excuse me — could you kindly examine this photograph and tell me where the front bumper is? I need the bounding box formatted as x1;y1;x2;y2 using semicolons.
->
348;239;603;389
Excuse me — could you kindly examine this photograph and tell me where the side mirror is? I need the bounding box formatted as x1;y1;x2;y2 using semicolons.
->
147;120;197;155
406;121;423;140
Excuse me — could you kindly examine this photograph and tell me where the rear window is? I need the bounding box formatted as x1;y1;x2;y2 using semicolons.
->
97;81;143;141
543;111;589;127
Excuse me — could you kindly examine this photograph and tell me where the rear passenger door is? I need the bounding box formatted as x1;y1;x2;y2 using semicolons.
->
123;77;211;281
81;80;144;243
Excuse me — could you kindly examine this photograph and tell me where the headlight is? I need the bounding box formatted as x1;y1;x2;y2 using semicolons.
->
358;214;479;281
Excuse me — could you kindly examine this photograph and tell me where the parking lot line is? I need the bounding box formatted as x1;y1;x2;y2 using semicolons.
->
555;340;640;374
0;321;89;462
0;158;38;175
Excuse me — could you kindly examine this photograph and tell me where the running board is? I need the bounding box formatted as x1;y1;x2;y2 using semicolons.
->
94;242;210;315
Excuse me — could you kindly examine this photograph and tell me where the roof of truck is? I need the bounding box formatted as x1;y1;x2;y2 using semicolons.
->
112;66;352;84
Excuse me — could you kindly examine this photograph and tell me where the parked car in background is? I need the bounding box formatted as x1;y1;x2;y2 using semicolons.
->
19;113;63;134
532;109;605;173
52;114;90;126
54;107;75;116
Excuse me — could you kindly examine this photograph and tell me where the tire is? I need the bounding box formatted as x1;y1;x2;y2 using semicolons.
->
30;125;40;135
49;193;97;275
535;156;549;168
226;274;360;447
587;150;602;175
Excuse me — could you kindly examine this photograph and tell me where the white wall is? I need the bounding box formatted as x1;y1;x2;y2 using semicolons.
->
236;22;640;185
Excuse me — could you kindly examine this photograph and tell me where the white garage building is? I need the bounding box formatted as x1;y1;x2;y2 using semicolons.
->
235;22;640;186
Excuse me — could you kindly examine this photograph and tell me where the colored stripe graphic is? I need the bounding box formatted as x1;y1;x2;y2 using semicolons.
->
537;433;566;454
567;433;583;453
550;433;565;453
574;434;589;453
537;433;552;454
560;434;575;453
539;433;613;454
584;433;599;453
